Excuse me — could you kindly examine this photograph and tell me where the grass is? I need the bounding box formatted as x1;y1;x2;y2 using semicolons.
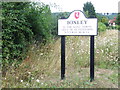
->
1;30;119;88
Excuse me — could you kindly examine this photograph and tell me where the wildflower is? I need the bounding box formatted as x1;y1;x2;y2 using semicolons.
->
106;48;109;51
36;79;40;83
40;53;43;56
115;59;118;62
41;76;43;79
16;77;18;79
51;50;53;52
96;51;99;53
37;50;39;52
20;80;23;82
110;55;113;58
101;49;104;53
110;43;113;46
26;83;29;86
31;47;34;50
31;77;34;80
28;72;31;74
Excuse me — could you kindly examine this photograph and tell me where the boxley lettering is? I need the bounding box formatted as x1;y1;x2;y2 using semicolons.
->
67;20;87;24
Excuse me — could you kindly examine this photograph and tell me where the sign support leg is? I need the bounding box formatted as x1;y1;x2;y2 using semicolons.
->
61;36;65;80
90;36;94;82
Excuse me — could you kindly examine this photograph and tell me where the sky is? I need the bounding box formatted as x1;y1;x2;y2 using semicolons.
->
32;0;119;13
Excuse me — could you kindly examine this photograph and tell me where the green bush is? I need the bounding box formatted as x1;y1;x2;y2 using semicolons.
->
98;22;107;32
2;2;57;69
2;2;33;67
117;25;120;30
107;25;119;30
113;25;118;30
26;3;54;43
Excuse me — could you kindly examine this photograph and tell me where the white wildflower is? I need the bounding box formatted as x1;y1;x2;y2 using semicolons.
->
96;51;99;53
40;53;43;56
28;72;31;74
110;43;113;46
20;80;23;82
41;76;43;79
106;48;109;51
41;83;44;85
110;55;113;58
36;79;40;83
101;49;104;53
31;77;34;80
37;50;39;52
16;77;18;79
51;50;53;52
31;47;34;50
26;83;29;86
115;59;118;62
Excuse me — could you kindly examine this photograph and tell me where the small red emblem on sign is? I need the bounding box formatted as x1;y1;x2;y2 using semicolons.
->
74;12;80;19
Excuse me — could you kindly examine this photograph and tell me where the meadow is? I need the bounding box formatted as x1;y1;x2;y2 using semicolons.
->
2;30;118;88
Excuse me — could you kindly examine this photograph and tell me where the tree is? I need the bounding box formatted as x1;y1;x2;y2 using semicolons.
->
26;2;54;42
101;16;109;26
116;13;120;30
116;13;120;27
2;1;57;72
98;22;106;32
83;2;96;18
2;2;34;76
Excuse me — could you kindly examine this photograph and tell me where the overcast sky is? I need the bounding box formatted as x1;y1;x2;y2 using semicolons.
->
32;0;119;13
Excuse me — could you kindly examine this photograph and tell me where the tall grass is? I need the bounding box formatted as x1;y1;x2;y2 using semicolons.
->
2;30;118;88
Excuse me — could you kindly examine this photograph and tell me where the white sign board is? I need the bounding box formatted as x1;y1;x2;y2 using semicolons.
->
58;10;98;35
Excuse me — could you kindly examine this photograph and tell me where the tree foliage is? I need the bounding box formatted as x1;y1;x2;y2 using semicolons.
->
2;2;56;69
26;3;54;42
83;2;96;18
98;22;106;32
2;2;33;67
116;13;120;30
101;16;109;26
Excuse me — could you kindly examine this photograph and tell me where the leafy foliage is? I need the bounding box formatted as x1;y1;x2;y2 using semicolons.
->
101;16;109;26
83;2;96;18
2;2;56;70
26;3;54;42
116;13;120;30
2;2;33;68
98;22;106;32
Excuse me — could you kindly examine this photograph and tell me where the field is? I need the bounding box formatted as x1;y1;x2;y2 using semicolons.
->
2;30;118;88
